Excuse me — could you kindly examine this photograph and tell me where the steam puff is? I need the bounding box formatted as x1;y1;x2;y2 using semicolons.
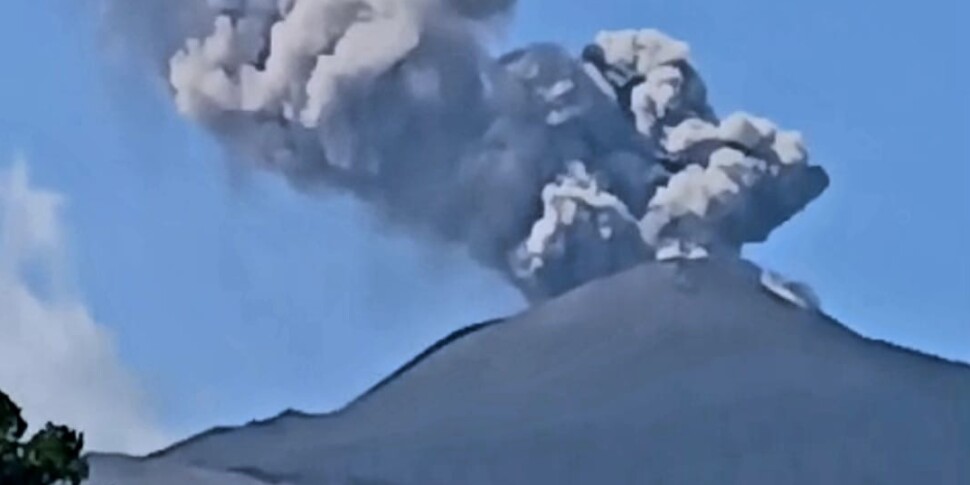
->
148;1;827;301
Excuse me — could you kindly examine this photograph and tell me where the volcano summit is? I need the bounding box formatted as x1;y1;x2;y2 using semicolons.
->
87;258;970;484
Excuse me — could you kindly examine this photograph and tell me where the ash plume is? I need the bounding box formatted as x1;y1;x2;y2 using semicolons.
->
105;0;828;301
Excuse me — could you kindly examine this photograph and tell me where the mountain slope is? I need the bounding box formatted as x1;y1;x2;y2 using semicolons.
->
88;258;970;484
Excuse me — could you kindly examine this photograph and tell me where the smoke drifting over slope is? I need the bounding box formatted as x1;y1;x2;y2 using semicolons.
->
108;0;828;301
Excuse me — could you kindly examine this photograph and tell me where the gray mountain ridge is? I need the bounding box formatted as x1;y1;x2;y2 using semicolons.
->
87;257;970;484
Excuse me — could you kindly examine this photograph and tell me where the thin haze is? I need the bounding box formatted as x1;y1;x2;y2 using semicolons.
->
0;158;167;453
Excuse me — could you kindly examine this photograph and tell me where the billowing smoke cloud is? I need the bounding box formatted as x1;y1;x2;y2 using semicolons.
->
0;157;169;454
104;0;827;301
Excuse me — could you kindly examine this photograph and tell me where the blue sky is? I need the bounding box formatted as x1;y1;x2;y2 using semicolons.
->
1;0;967;447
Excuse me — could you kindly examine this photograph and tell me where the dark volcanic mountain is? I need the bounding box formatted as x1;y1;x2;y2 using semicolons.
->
88;258;970;484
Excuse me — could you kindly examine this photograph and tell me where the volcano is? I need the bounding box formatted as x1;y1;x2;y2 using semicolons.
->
86;258;970;484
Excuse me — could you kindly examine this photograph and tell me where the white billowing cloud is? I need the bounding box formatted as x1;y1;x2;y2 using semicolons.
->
168;0;426;125
516;161;636;276
0;157;167;454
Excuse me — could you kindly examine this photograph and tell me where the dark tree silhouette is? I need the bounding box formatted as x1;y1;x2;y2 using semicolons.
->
0;389;89;485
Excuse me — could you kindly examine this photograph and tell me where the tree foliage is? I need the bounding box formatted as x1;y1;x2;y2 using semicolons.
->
0;389;89;485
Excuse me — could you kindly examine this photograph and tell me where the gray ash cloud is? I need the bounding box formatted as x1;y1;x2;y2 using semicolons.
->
103;0;827;301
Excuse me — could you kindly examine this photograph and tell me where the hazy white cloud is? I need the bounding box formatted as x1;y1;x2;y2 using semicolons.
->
0;156;167;454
